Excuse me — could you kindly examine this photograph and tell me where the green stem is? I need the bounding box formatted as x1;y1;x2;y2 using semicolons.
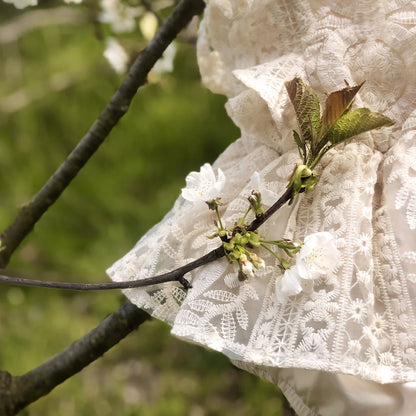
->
241;206;252;224
260;243;286;266
214;204;224;230
261;239;290;247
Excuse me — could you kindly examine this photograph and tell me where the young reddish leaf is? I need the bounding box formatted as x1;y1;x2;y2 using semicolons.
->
324;108;395;144
285;77;321;143
319;81;365;138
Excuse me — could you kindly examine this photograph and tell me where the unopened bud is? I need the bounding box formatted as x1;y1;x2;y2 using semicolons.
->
248;190;264;217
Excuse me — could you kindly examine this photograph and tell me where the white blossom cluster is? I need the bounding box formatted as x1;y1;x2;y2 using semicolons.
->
3;0;178;76
181;164;340;301
99;0;136;34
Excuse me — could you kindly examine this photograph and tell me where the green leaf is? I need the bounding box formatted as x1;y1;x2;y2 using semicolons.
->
285;77;321;143
319;81;364;138
324;108;395;144
292;130;306;160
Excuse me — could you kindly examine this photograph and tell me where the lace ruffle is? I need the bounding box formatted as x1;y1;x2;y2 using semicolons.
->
107;0;416;411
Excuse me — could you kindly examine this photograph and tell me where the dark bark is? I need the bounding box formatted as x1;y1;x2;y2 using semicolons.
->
0;186;295;291
0;303;149;416
0;1;205;414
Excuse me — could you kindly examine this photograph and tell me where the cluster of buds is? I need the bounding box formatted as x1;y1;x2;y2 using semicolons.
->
222;230;265;281
180;77;394;295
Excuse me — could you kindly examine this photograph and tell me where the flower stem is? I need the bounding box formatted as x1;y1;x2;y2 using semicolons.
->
260;243;286;267
241;206;252;223
214;204;224;230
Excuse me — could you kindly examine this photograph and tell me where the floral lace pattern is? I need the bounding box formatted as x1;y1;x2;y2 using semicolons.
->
108;0;416;397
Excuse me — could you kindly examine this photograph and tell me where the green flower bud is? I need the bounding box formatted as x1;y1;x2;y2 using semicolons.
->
248;190;264;217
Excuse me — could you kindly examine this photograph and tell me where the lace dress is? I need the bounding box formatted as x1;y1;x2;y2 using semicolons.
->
107;1;416;414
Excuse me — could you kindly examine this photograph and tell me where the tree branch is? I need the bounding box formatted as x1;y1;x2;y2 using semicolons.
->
0;185;295;291
0;185;295;414
0;0;205;414
0;0;206;269
0;302;150;416
0;245;226;290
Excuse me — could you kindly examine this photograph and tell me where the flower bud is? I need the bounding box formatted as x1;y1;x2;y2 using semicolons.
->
240;258;255;279
248;190;264;217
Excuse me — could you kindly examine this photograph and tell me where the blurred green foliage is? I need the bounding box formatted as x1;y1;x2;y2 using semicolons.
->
0;3;285;415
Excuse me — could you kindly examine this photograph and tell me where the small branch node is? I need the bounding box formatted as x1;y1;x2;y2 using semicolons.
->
177;276;192;290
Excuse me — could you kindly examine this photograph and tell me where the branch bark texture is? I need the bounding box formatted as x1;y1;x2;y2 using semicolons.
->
0;171;294;416
0;185;294;291
0;0;205;414
0;302;149;416
0;0;205;268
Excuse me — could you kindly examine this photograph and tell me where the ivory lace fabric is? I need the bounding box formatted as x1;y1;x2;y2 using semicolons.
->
108;1;416;414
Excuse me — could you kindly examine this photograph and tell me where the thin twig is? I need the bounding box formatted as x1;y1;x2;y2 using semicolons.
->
247;185;294;232
0;245;225;290
0;186;294;291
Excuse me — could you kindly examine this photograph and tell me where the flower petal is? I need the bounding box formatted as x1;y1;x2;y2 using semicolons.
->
280;266;303;297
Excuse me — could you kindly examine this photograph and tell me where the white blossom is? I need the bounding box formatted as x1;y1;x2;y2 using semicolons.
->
3;0;37;8
99;0;136;33
64;0;82;3
104;38;129;74
250;171;278;206
276;266;302;302
153;43;177;75
296;232;339;280
276;232;339;302
181;163;225;202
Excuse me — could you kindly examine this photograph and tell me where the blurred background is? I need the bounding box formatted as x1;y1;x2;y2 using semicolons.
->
0;1;286;414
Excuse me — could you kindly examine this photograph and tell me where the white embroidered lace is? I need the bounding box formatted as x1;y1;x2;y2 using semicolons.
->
107;1;416;414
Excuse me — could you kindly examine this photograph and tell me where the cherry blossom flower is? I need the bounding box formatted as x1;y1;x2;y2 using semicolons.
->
181;163;226;203
103;38;129;74
296;232;339;280
276;266;302;302
250;171;278;207
276;232;339;302
99;0;136;34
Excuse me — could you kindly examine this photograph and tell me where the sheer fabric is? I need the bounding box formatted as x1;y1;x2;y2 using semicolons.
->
108;1;416;414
